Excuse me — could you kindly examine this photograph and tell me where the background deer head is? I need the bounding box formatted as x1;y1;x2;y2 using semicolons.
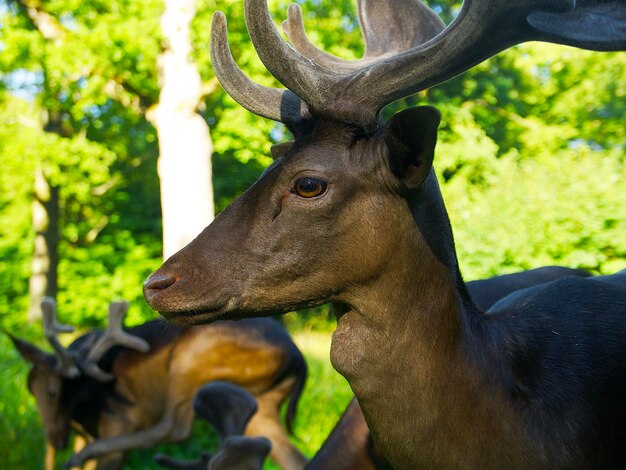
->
9;298;149;449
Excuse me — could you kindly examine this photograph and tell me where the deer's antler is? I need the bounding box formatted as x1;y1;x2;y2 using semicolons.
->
281;1;445;73
154;382;269;470
210;12;310;126
212;0;626;129
41;297;81;379
82;301;150;381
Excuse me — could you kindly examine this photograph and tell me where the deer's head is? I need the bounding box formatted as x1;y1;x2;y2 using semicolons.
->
144;0;625;324
10;299;149;448
10;335;71;448
145;106;442;324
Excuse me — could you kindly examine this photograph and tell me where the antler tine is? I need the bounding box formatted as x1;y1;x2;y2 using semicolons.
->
210;11;309;125
283;1;445;72
527;0;626;51
83;301;150;382
243;0;340;115
41;297;75;335
41;297;81;379
357;0;446;58
282;4;356;72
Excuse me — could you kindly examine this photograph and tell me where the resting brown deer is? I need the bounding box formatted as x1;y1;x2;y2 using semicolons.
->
10;298;307;470
144;0;626;468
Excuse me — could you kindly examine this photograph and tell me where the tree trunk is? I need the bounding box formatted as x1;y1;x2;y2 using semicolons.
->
150;0;214;260
18;0;64;322
28;166;59;322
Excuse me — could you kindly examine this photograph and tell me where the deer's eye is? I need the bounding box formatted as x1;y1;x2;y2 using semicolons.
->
293;177;327;198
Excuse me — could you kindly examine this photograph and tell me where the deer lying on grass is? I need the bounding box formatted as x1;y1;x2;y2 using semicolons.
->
144;0;626;467
10;298;307;470
155;381;271;470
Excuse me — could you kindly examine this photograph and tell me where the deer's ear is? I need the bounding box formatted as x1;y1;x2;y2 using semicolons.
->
8;334;51;365
270;141;294;161
383;106;441;189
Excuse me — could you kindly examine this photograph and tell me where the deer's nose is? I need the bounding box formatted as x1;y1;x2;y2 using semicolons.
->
144;272;179;310
145;273;177;290
143;273;178;301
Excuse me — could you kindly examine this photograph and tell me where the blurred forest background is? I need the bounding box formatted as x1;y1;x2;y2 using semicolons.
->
0;0;624;467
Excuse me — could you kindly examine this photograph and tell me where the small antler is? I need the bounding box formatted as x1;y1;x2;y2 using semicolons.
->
82;301;150;381
154;382;269;470
209;436;271;470
41;297;80;379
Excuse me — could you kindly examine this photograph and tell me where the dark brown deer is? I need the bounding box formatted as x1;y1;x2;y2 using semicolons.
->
152;266;591;470
158;254;589;470
10;298;307;470
144;0;626;468
155;381;272;470
305;266;592;470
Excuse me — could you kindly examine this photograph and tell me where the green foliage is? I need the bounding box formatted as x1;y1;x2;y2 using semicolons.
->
0;0;163;328
0;332;45;468
0;95;37;319
441;136;626;280
423;43;626;279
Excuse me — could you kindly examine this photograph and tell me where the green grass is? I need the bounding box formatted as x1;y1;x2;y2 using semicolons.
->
0;329;353;469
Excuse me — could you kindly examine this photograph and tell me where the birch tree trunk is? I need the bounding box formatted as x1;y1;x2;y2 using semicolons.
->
19;2;64;322
150;0;214;260
27;166;59;322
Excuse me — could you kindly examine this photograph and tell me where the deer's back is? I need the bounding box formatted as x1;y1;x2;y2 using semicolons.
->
486;271;626;467
109;318;301;429
468;266;591;311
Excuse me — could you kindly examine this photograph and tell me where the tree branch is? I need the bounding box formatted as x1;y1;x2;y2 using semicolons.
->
9;0;64;40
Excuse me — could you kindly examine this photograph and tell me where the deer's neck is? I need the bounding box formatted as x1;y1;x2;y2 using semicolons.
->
330;172;529;468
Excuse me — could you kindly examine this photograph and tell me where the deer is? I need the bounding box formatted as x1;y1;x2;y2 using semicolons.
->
153;266;590;470
144;0;626;467
155;381;272;470
305;266;592;470
160;265;589;470
10;298;308;470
